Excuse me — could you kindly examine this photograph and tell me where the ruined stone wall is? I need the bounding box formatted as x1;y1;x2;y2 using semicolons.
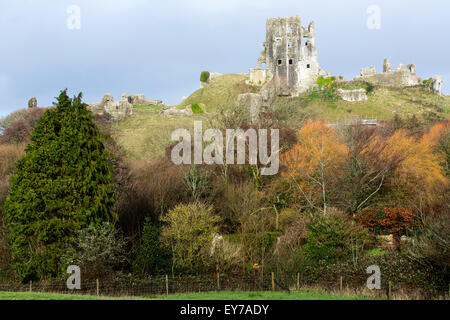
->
354;59;422;88
88;94;133;121
431;76;443;95
122;94;164;106
336;89;368;102
249;68;267;85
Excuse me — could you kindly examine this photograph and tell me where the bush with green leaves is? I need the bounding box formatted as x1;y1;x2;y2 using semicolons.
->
183;166;210;201
62;223;127;281
133;218;171;276
423;78;433;89
200;71;210;83
160;202;220;274
316;76;337;90
365;82;375;94
3;90;116;282
303;210;370;265
190;103;205;114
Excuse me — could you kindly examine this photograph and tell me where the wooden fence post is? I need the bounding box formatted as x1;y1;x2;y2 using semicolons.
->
165;275;169;295
340;276;343;292
96;279;99;296
297;273;300;291
29;281;32;293
271;272;275;292
388;281;392;300
217;273;220;291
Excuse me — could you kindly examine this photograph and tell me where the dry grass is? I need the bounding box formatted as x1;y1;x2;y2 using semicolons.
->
291;284;448;300
111;108;210;161
0;144;24;178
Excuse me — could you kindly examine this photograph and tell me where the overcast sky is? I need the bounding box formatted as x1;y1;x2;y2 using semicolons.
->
0;0;448;116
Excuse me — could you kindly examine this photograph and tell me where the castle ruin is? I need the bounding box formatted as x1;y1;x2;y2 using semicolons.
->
354;58;423;88
249;16;326;96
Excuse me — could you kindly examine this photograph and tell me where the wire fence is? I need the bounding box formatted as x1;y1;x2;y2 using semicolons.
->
0;273;400;299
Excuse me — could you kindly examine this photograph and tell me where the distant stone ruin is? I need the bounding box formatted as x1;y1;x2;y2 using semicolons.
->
121;94;164;107
354;58;423;88
28;97;37;109
431;76;443;95
88;94;164;121
88;94;133;121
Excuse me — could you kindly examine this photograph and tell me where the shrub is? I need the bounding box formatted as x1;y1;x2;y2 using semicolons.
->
62;223;128;281
183;165;210;201
116;157;187;243
190;103;204;114
423;78;433;89
0;108;47;144
365;82;374;94
200;71;210;83
0;144;25;221
0;109;28;133
316;76;336;90
133;218;171;276
303;209;370;265
407;211;449;286
358;208;415;250
160;202;220;274
213;180;267;234
0;144;25;180
4;90;116;282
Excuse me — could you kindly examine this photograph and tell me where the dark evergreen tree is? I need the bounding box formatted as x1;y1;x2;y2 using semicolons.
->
4;90;115;282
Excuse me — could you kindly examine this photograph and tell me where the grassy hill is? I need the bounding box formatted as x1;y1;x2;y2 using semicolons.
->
181;73;260;112
276;86;450;122
112;73;449;161
112;106;210;160
182;73;449;121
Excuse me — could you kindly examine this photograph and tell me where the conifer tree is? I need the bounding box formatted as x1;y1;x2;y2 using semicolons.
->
4;90;115;282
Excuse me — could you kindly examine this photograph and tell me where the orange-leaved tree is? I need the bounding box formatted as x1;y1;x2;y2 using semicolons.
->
281;120;348;215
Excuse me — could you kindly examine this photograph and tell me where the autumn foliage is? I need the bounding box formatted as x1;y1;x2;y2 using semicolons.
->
281;120;347;213
282;120;448;225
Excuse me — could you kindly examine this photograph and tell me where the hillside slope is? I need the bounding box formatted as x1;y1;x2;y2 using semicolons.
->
182;74;450;122
180;74;260;112
113;74;449;161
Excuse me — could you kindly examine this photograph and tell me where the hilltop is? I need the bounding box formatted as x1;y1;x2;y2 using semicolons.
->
110;73;449;161
180;73;450;121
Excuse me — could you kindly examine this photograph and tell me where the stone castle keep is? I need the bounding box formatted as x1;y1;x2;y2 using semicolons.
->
249;16;326;96
248;15;443;98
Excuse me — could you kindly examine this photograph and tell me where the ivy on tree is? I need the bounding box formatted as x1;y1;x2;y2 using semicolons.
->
4;89;116;282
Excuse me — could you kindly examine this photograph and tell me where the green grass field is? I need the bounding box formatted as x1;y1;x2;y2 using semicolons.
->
0;290;375;300
149;291;374;300
0;291;125;300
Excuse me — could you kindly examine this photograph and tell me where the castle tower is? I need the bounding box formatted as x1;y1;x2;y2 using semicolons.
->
250;16;325;96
